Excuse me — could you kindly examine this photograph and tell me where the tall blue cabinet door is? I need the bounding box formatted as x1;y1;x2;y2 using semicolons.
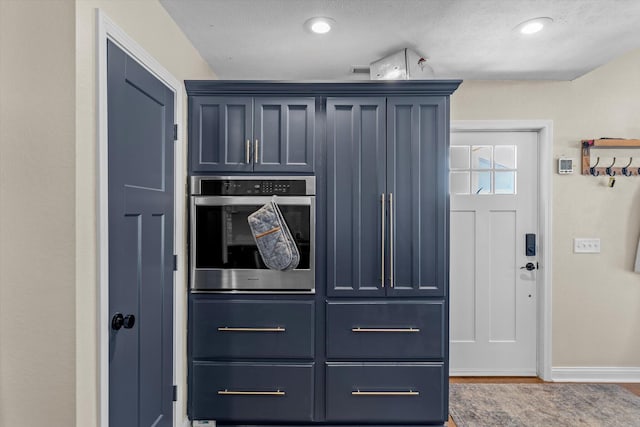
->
326;98;386;296
189;96;253;172
253;97;315;172
386;97;448;297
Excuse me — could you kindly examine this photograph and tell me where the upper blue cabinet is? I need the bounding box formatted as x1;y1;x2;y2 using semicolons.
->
189;96;315;173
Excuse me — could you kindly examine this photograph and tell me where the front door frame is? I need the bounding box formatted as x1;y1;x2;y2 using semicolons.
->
450;120;553;380
97;10;186;427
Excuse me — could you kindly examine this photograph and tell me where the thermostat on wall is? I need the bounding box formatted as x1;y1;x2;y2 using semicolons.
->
558;157;573;174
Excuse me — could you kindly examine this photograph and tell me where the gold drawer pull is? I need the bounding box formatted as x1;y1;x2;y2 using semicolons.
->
351;327;420;333
218;389;285;396
352;390;419;396
217;327;286;332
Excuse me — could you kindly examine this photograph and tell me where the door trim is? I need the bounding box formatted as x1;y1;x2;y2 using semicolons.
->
97;10;186;427
450;120;553;380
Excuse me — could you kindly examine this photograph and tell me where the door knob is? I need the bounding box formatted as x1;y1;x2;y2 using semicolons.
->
111;312;136;330
112;313;124;330
520;262;538;271
123;314;135;329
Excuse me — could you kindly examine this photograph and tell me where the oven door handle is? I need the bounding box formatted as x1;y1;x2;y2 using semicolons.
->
193;196;314;206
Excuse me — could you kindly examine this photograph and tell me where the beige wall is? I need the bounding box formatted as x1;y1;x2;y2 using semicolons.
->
451;47;640;367
75;1;216;426
0;1;76;426
1;1;214;425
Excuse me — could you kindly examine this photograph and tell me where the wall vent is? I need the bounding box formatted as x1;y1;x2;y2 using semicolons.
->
351;66;370;74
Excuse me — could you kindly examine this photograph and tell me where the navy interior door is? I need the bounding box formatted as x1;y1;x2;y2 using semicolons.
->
107;40;174;427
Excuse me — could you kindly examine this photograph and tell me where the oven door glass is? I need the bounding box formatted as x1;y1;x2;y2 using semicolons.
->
193;197;312;270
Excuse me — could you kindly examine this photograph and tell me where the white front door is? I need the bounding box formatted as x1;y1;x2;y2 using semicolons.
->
450;130;538;376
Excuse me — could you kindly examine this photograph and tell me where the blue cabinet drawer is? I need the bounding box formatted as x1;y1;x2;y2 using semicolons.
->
326;301;444;359
191;300;314;359
325;363;445;423
191;362;314;422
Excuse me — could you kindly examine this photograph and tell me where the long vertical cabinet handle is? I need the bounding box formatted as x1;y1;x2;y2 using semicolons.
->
381;193;385;288
254;139;259;164
245;139;251;164
389;192;394;288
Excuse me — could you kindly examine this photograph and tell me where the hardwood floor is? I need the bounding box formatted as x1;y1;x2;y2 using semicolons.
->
620;383;640;396
450;376;544;384
447;377;640;427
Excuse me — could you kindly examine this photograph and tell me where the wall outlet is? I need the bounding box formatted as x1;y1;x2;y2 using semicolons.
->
574;238;601;253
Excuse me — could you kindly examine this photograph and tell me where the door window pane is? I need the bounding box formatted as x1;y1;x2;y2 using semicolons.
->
450;144;518;195
472;146;492;169
450;172;470;195
495;171;516;194
472;171;492;194
450;146;470;170
495;146;516;169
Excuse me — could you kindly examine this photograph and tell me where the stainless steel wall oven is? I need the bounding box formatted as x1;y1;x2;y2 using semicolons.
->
190;176;315;292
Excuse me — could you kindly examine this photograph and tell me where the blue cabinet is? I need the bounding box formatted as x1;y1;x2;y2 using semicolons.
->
325;363;446;423
189;96;253;172
327;97;449;297
189;96;315;173
189;297;317;422
192;361;314;422
326;301;445;360
386;97;448;297
324;94;451;426
326;98;386;297
185;81;461;427
191;300;315;359
254;98;315;172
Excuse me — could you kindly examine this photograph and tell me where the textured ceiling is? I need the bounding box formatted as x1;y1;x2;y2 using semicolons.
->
160;0;640;80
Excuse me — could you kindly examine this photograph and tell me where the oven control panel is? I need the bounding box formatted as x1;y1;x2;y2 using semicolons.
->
198;178;312;196
256;181;292;194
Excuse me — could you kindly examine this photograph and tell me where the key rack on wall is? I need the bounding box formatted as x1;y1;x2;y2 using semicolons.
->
582;138;640;176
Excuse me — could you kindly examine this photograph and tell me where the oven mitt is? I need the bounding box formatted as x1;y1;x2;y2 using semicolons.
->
247;199;300;271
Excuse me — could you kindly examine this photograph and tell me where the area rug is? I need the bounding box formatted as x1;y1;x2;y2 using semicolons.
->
449;383;640;426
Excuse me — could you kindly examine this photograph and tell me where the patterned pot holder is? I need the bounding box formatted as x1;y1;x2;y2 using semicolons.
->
247;199;300;271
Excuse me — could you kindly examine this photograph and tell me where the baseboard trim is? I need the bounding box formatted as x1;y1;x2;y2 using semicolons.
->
450;369;538;377
552;367;640;382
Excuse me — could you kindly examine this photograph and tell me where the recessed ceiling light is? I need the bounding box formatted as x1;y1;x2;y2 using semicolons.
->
516;17;553;35
304;17;335;34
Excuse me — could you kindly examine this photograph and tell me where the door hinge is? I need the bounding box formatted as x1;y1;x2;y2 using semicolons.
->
172;385;177;402
173;124;178;141
173;254;178;271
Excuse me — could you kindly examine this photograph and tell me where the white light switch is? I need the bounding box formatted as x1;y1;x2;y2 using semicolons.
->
574;238;601;253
